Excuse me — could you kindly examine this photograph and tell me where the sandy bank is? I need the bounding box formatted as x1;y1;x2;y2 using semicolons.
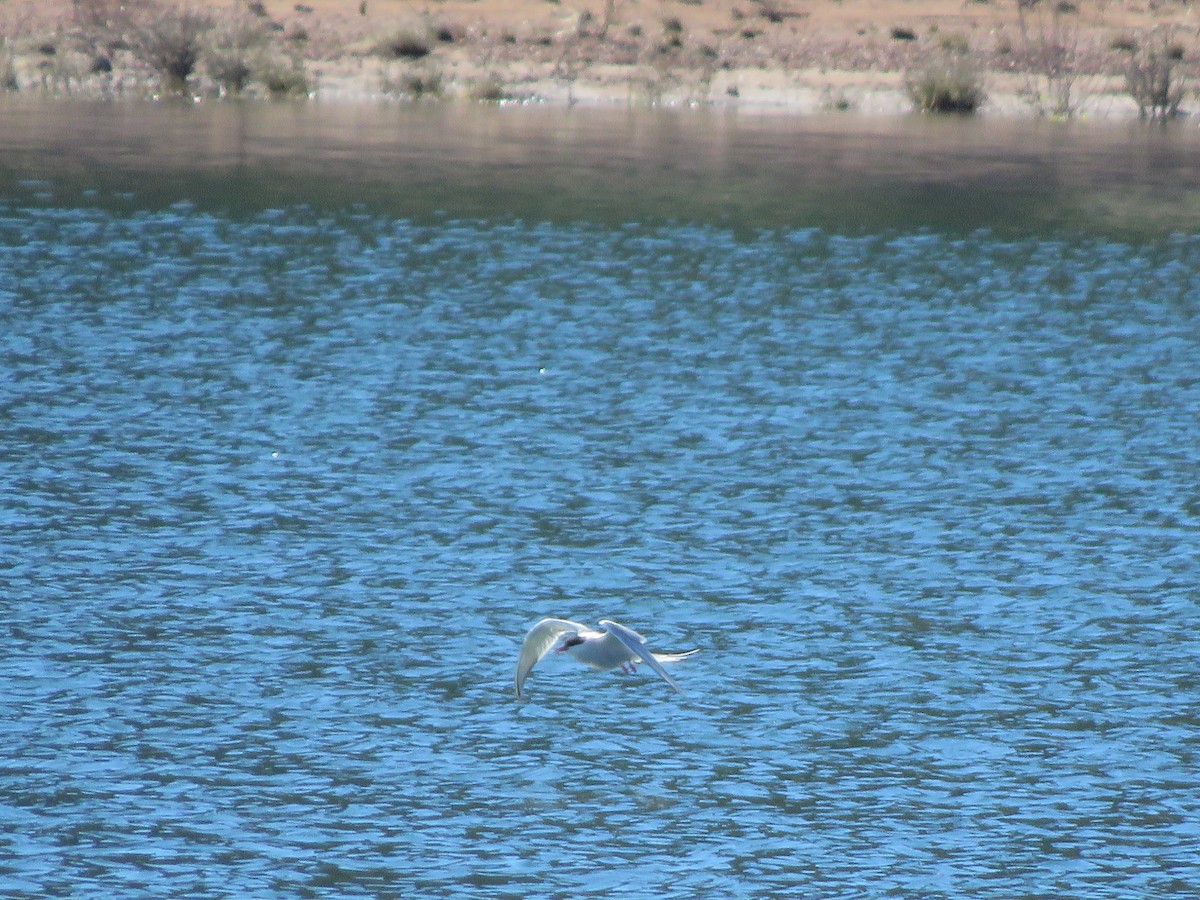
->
1;0;1198;119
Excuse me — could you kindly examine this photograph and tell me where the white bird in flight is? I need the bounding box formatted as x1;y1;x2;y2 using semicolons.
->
515;618;699;698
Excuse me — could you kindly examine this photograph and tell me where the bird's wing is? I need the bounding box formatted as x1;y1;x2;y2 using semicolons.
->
515;618;589;698
599;619;681;693
652;648;701;664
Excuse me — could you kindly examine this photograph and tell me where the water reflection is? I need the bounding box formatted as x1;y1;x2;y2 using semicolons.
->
1;99;1199;234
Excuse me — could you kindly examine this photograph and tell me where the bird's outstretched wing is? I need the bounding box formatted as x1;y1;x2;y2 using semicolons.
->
599;619;681;693
652;649;701;664
515;618;589;698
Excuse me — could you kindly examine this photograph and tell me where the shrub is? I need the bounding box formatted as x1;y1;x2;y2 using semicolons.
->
1015;0;1081;116
891;26;917;41
660;17;685;50
1126;41;1186;119
261;60;310;97
1110;33;1137;54
208;49;254;94
206;19;268;95
469;74;509;101
382;66;444;99
376;27;432;60
905;56;986;113
1;49;17;93
134;9;214;92
758;0;790;24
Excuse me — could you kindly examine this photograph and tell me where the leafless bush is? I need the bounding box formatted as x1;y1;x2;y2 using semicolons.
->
1014;0;1083;116
1;43;18;92
71;0;152;51
73;0;147;33
205;16;268;95
1126;37;1187;119
133;8;214;92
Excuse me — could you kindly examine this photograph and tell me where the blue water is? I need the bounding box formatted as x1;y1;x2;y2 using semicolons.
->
3;110;1200;899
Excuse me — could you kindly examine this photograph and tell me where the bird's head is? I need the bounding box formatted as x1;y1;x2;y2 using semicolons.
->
556;634;585;653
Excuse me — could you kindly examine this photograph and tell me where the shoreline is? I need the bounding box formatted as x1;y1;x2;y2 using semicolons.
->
1;0;1198;120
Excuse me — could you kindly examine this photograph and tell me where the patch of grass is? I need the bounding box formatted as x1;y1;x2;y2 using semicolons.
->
938;32;971;55
905;55;986;113
73;0;151;39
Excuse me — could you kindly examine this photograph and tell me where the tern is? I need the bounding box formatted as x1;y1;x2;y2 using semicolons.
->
515;618;699;698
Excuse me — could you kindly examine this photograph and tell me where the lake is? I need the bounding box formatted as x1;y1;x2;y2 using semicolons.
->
2;100;1199;898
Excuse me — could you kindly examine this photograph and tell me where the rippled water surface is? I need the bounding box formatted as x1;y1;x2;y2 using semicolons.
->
2;104;1200;898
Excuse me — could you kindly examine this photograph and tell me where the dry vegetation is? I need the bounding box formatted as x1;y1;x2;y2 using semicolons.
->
0;0;1197;116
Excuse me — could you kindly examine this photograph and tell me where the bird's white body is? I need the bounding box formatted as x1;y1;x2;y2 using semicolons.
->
514;617;698;698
